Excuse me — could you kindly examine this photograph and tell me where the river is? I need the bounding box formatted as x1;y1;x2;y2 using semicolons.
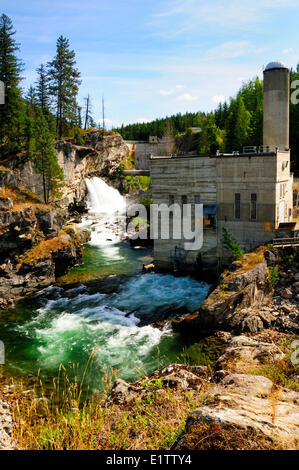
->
0;178;210;393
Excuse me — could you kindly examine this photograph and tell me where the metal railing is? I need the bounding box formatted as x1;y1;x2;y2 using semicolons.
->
273;237;299;247
242;145;277;154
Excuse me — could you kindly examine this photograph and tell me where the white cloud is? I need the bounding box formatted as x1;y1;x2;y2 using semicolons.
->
178;93;197;102
95;117;121;128
208;41;251;59
283;48;293;55
159;89;174;96
159;85;185;96
151;0;299;37
212;95;225;104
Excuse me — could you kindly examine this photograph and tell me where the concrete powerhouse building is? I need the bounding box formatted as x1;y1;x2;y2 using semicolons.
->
150;62;294;272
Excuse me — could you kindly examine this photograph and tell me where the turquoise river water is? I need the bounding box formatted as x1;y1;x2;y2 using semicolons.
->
0;178;210;393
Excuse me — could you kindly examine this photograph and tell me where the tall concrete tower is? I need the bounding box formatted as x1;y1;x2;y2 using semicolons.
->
263;61;290;151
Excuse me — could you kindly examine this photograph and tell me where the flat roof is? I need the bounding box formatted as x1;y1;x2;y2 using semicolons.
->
150;152;278;160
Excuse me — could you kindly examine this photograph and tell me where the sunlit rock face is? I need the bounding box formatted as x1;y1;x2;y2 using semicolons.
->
2;131;129;209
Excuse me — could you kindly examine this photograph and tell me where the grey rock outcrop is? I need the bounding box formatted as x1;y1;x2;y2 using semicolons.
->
108;364;208;407
215;335;284;374
173;252;269;336
2;131;129;210
175;373;299;449
0;206;91;307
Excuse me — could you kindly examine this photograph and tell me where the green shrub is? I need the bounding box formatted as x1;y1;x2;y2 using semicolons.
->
179;337;226;369
139;196;152;208
222;228;244;260
266;266;280;290
74;129;84;146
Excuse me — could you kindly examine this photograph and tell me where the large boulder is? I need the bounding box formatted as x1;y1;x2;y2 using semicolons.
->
108;364;208;407
174;373;299;450
173;255;269;336
215;335;284;374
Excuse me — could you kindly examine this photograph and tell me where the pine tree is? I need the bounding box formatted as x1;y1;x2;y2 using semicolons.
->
26;85;38;107
48;36;81;139
0;14;24;155
77;105;82;129
225;95;251;151
24;86;38;156
32;110;64;203
35;64;50;113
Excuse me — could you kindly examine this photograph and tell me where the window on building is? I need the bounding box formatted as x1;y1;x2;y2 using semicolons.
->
194;195;201;205
234;193;241;219
203;213;216;229
169;195;174;206
250;193;257;220
203;204;218;229
181;195;187;206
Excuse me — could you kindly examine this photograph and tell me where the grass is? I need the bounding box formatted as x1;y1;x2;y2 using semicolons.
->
2;336;296;450
0;185;49;211
7;352;211;451
175;422;280;450
179;336;226;370
18;228;80;267
248;339;299;392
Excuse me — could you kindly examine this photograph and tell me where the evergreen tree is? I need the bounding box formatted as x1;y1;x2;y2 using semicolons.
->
26;85;38;107
35;63;50;113
32;110;64;203
24;86;38;156
239;78;263;146
0;14;24;156
48;35;81;139
225;94;251;151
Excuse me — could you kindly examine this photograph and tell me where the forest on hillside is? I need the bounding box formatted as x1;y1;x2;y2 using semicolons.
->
1;12;299;180
115;72;299;175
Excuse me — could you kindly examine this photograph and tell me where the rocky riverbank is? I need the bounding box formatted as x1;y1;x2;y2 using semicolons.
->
105;328;298;449
0;187;90;309
172;246;299;337
103;245;299;450
1;245;298;450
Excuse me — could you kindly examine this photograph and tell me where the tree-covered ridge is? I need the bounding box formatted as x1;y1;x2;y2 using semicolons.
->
115;75;299;175
114;78;263;148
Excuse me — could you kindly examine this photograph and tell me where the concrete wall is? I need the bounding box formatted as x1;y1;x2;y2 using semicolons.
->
263;68;290;150
151;156;218;270
125;138;175;170
217;154;278;258
150;150;293;271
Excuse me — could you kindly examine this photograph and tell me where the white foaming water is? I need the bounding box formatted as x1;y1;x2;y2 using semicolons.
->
85;177;126;214
15;275;210;382
82;177;127;247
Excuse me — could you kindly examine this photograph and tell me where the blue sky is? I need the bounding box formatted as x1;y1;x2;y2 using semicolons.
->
2;0;299;127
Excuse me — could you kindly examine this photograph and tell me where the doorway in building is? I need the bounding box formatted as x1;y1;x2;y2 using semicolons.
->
279;201;285;223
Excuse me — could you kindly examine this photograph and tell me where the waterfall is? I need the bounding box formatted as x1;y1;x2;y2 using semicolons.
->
85;177;126;214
